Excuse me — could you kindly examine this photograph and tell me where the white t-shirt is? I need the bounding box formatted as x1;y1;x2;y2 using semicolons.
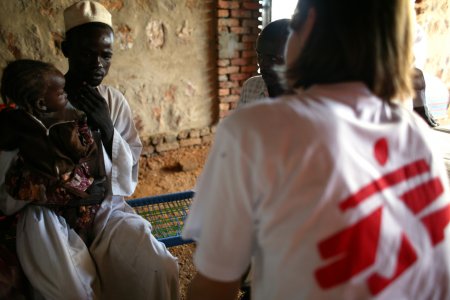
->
183;82;450;299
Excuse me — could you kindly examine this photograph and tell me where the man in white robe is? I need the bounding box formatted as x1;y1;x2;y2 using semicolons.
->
0;1;179;299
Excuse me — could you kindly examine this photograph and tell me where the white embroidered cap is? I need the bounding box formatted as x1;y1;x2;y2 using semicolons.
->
64;1;112;32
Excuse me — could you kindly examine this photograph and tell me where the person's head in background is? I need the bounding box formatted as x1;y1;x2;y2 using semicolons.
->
284;0;414;103
256;18;290;97
62;1;114;90
1;59;68;116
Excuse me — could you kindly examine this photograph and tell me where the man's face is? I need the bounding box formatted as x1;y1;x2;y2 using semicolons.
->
65;26;114;87
256;38;285;88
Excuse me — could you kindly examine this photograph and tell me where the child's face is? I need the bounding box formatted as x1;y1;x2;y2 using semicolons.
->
43;73;68;112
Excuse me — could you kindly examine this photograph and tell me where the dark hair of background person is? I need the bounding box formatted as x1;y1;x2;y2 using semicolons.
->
256;18;290;53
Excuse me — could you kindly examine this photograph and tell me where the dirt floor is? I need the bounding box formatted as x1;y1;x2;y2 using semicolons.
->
129;143;211;299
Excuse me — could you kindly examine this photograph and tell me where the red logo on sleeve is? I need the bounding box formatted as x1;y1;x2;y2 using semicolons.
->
314;138;448;295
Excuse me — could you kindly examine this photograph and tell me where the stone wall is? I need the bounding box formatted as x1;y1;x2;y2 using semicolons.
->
0;0;217;149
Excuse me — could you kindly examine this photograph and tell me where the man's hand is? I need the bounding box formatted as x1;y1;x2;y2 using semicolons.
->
76;86;114;158
414;106;440;127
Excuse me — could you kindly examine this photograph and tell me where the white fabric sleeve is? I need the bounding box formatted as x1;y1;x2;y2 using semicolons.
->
182;123;256;282
101;86;142;196
237;79;251;109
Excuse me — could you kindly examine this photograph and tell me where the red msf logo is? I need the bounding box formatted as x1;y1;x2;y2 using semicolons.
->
314;138;449;295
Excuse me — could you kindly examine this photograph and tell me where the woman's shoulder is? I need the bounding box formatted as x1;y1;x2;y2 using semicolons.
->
224;93;319;137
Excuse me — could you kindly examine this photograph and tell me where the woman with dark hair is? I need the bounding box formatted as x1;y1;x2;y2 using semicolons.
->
183;0;450;299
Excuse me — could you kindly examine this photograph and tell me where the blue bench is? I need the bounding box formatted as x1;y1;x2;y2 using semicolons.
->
127;190;195;247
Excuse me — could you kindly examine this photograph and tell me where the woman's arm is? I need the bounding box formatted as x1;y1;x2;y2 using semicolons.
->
187;273;240;300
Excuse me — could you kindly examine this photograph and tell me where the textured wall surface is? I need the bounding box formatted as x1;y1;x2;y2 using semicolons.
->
0;0;216;142
417;0;450;88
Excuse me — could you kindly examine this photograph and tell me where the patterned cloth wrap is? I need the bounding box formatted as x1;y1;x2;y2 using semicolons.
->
5;159;101;235
3;113;105;240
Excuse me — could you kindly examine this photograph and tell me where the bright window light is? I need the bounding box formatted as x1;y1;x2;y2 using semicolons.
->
271;0;297;21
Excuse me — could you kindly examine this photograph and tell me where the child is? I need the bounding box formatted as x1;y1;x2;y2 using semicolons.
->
0;59;105;237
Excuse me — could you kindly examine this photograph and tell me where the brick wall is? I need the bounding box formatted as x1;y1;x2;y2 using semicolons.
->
217;0;262;118
148;0;262;154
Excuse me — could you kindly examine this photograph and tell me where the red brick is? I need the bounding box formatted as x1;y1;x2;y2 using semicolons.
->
231;58;248;66
229;26;251;34
242;35;257;43
218;19;240;27
219;81;240;88
241;65;258;73
243;42;256;50
218;59;230;67
219;88;230;96
218;66;240;75
218;25;229;33
228;50;241;59
219;74;229;82
242;2;260;10
242;19;260;28
231;9;252;19
218;9;230;18
218;1;240;9
219;102;230;110
230;73;251;81
220;95;240;103
241;50;256;58
219;109;232;119
231;88;241;95
252;26;262;34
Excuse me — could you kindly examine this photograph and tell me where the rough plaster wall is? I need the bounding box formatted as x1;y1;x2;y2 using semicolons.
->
417;0;450;88
0;0;215;140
